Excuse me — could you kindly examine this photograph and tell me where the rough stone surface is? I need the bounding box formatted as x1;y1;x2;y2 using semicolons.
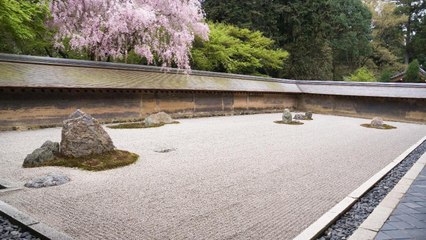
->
24;173;70;188
144;112;174;127
60;109;115;158
305;112;313;119
23;141;59;166
282;109;293;123
0;215;39;240
40;141;59;153
371;117;384;128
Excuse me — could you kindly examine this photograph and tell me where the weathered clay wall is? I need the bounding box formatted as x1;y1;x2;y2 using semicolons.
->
0;54;425;130
297;94;426;123
0;88;297;130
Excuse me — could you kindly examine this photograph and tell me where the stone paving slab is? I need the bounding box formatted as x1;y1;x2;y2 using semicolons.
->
376;166;426;240
0;113;425;239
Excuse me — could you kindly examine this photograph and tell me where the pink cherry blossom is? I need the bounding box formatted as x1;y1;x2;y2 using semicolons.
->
50;0;209;69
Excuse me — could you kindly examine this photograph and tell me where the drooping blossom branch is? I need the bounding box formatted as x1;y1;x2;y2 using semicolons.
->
50;0;209;69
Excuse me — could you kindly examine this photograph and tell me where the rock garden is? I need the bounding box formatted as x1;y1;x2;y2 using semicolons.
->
274;109;312;125
22;109;139;171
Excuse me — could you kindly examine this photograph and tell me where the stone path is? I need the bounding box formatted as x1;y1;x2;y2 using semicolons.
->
1;114;426;239
375;166;426;240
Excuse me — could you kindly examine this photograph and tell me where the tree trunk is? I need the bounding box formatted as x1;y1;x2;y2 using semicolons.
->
405;7;413;64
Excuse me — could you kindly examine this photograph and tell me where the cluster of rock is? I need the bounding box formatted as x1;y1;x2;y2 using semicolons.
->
282;109;313;123
23;109;115;165
293;112;313;120
144;112;174;127
24;173;70;188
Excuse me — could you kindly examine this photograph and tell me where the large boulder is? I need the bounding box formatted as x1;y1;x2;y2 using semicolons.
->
371;117;384;128
23;140;59;167
144;112;174;127
25;173;70;188
60;110;115;158
282;109;293;123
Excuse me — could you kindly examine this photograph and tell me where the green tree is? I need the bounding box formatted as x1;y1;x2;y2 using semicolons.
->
405;59;421;82
329;0;373;80
364;0;407;78
202;0;373;81
379;69;393;82
411;15;426;66
344;67;376;82
395;0;426;64
202;0;282;43
191;23;289;77
279;0;334;80
0;0;50;55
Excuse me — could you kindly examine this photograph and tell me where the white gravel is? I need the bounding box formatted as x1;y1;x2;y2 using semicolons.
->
0;113;425;239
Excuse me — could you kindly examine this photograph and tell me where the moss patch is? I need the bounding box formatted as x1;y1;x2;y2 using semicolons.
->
24;150;139;171
361;124;397;130
274;121;304;125
108;121;179;129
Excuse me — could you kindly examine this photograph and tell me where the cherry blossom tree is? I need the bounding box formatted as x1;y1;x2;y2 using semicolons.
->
50;0;209;69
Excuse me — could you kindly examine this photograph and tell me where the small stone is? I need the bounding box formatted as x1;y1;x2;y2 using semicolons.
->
305;111;313;119
154;147;177;153
371;117;384;128
144;112;174;127
25;173;70;188
282;109;292;123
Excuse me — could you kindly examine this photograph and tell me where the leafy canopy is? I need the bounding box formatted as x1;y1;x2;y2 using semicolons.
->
191;23;288;76
202;0;373;80
0;0;50;54
405;59;421;82
345;67;376;82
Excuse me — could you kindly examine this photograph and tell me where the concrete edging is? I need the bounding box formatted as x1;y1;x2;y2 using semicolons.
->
348;153;426;240
293;136;426;240
0;200;73;240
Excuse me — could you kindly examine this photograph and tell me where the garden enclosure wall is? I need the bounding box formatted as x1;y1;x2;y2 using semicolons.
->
0;54;425;130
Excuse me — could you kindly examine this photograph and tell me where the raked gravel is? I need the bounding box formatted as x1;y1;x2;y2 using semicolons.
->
0;113;425;240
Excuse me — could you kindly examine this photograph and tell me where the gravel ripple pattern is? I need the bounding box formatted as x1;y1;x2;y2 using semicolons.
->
1;114;425;239
0;215;39;240
319;141;426;240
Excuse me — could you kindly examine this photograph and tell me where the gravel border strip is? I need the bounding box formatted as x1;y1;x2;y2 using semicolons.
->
0;214;40;240
348;154;426;239
0;201;73;240
294;136;426;240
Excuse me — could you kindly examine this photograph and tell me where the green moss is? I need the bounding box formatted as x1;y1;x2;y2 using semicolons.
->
274;120;304;125
24;150;139;171
107;121;179;129
360;124;397;130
